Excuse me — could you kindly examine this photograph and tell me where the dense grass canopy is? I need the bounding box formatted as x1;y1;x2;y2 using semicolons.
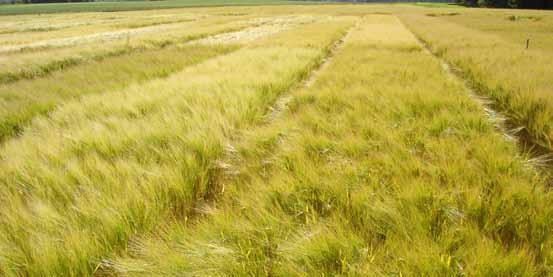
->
0;3;552;276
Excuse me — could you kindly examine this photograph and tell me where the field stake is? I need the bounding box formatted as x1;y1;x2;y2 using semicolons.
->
526;38;530;49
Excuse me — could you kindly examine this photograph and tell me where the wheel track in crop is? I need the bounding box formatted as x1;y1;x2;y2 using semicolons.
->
268;19;359;122
183;19;358;225
399;17;553;181
95;19;359;275
215;19;359;201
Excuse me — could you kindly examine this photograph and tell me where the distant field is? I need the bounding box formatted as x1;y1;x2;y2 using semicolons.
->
0;3;552;276
0;1;463;16
0;0;314;15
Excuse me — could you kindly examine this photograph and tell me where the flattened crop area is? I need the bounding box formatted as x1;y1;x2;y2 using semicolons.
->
0;5;552;276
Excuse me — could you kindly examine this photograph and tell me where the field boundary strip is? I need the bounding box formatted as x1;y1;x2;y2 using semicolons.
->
0;18;259;85
190;15;309;45
0;20;192;54
2;15;274;54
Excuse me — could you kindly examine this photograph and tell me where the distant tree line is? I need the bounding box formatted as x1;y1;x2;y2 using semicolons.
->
299;0;550;9
457;0;553;9
305;0;457;3
1;0;93;3
28;0;93;2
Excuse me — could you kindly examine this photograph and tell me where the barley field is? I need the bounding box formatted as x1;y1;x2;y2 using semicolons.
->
0;2;552;276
